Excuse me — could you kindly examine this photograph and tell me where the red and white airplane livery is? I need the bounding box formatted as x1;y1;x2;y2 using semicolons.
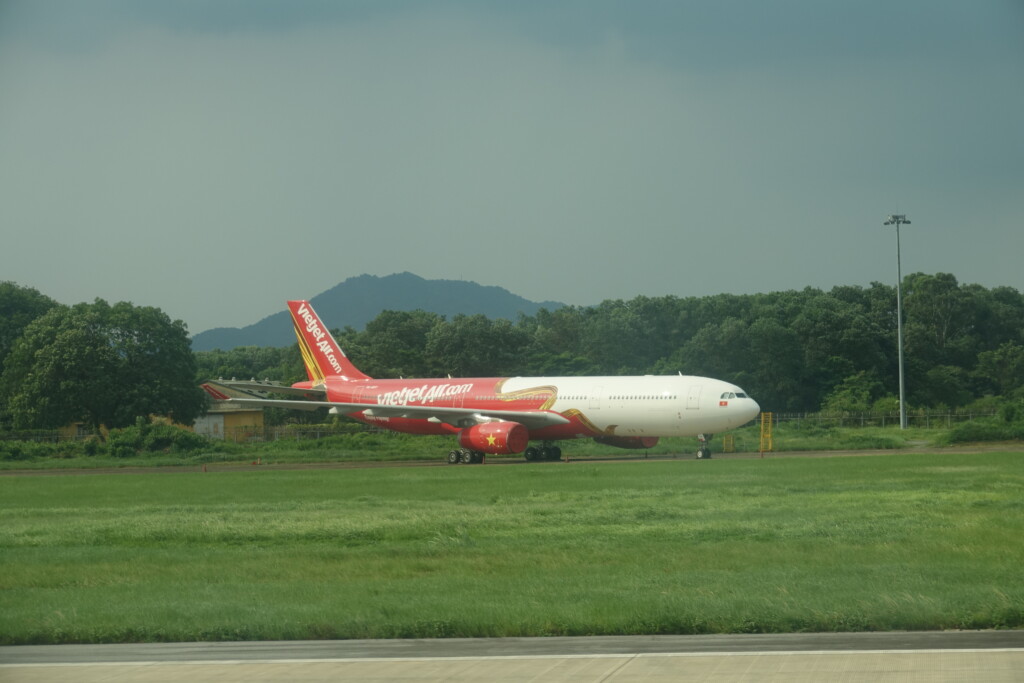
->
203;300;761;462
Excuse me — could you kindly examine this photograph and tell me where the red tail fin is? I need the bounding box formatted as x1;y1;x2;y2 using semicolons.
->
287;300;371;382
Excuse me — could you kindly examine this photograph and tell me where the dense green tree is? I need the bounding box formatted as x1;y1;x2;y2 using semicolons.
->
674;317;751;383
358;310;444;378
528;306;586;353
181;273;1024;414
822;371;886;413
579;300;647;374
521;306;593;374
975;342;1024;398
0;282;58;367
745;317;806;411
979;286;1024;346
1;300;206;432
910;364;973;408
425;314;531;377
793;290;890;403
903;272;978;368
193;345;299;384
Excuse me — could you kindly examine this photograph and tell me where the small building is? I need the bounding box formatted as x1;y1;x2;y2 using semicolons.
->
193;403;265;442
57;422;99;441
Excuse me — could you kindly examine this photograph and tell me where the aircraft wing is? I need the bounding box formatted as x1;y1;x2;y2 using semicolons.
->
208;396;571;430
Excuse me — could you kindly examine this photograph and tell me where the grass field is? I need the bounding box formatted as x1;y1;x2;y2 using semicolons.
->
1;451;1022;644
0;422;957;471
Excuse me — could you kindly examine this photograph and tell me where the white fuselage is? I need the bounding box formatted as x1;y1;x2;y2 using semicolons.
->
499;375;760;437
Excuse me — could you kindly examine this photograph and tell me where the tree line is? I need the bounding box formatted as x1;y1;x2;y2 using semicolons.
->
2;273;1023;432
194;272;1024;413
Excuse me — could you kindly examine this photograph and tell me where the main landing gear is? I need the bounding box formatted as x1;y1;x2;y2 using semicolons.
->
447;448;484;464
696;433;713;459
524;443;562;462
445;443;564;464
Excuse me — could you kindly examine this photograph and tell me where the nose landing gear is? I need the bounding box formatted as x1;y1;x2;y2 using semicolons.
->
696;433;713;459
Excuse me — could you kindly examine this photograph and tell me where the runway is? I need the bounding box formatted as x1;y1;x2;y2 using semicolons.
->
3;631;1022;682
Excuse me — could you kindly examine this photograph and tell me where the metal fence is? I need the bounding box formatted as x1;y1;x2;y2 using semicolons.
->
0;430;80;443
204;425;394;443
0;425;381;444
2;410;1002;445
772;411;998;429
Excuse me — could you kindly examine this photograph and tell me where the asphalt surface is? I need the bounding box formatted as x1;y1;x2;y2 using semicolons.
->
3;632;1023;682
4;631;1024;662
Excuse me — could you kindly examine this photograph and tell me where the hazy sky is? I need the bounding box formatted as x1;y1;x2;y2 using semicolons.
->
1;1;1022;335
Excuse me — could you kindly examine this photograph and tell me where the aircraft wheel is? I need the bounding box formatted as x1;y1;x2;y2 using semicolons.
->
471;451;484;464
696;448;712;459
447;450;461;464
546;447;562;461
524;446;539;462
460;449;474;464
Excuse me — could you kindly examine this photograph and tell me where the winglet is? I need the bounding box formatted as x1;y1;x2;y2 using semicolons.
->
287;300;371;382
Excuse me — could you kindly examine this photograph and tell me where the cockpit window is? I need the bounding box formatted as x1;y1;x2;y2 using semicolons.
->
736;392;747;398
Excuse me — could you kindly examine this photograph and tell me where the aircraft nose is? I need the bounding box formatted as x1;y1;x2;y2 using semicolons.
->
732;393;760;424
747;397;761;421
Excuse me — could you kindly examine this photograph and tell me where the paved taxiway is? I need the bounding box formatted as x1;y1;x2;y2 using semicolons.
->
3;631;1022;682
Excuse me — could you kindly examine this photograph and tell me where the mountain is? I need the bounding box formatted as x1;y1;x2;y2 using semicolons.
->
191;272;565;351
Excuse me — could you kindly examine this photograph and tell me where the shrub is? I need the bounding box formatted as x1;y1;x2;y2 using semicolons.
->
0;440;86;462
141;423;207;453
0;442;29;461
871;395;900;414
107;419;210;457
997;399;1024;424
948;419;1024;444
962;395;1005;415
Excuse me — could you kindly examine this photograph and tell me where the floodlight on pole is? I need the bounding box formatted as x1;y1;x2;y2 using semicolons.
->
884;214;911;429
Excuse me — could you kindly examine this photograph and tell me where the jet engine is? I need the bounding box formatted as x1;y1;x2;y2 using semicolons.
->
594;435;659;449
458;421;529;454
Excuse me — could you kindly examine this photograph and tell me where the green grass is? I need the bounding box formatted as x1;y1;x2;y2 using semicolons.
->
0;422;960;471
2;451;1023;643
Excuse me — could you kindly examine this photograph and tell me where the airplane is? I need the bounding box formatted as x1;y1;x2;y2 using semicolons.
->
202;300;761;462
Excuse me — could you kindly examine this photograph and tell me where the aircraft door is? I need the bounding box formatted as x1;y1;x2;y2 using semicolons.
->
589;385;603;410
686;384;702;410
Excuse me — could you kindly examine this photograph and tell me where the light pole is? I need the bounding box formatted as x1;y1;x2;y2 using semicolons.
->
884;214;910;429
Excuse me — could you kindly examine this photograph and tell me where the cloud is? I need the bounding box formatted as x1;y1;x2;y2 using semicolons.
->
0;2;1021;334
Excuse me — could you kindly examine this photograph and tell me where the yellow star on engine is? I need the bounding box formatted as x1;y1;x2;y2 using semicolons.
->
486;434;497;446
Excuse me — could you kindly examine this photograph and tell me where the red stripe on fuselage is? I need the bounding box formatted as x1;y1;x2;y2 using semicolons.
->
325;377;554;410
322;377;597;440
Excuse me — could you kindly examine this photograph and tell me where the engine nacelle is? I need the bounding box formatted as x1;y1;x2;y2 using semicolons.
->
458;421;529;455
594;435;660;450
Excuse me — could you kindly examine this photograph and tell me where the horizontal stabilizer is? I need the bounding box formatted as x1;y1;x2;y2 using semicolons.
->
205;378;327;399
